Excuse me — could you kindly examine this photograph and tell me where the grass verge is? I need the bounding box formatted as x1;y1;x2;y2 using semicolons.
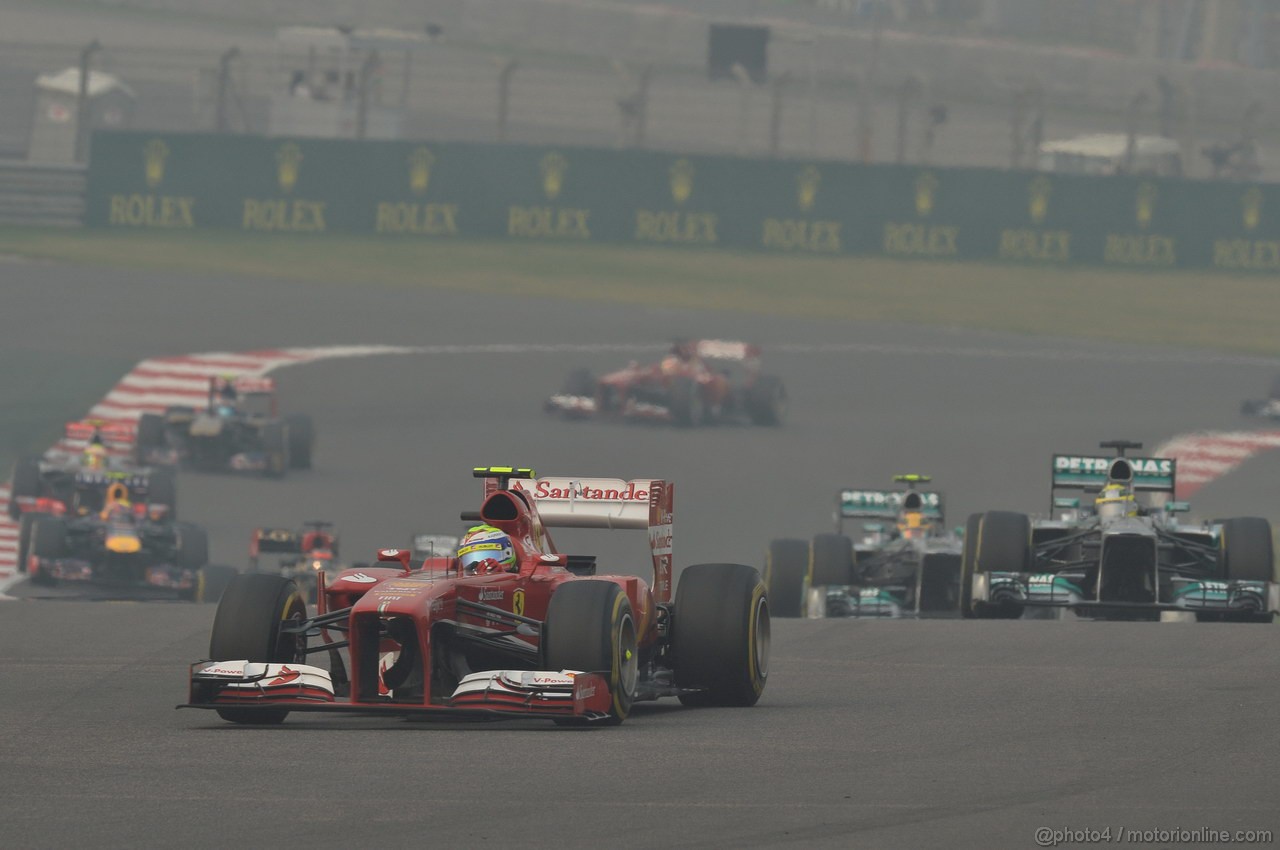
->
2;228;1277;357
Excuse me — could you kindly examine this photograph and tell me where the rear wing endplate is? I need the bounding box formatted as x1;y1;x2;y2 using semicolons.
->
1051;455;1176;492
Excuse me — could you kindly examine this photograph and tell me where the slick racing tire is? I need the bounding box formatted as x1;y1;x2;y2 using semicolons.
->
765;538;809;617
183;564;239;604
918;553;962;614
674;563;769;707
745;374;786;426
8;455;42;519
543;580;638;725
16;512;40;573
209;574;307;724
1220;517;1275;583
810;533;856;588
968;511;1031;620
175;523;209;571
135;413;166;465
29;515;68;587
146;467;178;520
959;513;981;618
261;422;289;478
284;414;314;470
668;377;705;427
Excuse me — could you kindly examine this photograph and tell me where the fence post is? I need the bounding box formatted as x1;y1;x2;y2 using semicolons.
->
770;72;791;157
896;75;921;165
496;58;518;143
732;63;752;156
215;47;241;133
1123;90;1150;172
356;49;380;140
74;39;101;163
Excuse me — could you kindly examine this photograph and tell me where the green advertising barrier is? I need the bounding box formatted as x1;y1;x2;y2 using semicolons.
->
86;131;1280;272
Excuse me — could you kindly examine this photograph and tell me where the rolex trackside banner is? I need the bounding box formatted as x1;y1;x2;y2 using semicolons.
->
86;131;1280;272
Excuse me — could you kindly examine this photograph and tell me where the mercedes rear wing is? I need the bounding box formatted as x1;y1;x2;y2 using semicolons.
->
838;489;944;521
1051;454;1176;493
474;467;674;604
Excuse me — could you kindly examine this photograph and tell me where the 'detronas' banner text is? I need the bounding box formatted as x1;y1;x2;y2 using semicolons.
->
86;131;1280;272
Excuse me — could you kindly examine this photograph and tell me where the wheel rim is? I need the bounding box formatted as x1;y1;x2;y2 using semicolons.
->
616;612;638;697
752;595;771;679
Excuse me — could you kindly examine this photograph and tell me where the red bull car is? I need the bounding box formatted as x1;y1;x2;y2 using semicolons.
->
545;340;786;427
182;467;769;725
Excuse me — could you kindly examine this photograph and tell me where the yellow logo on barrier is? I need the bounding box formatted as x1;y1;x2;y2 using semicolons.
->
1028;176;1051;225
670;159;695;205
408;146;435;195
1136;181;1157;229
540;152;567;200
1243;187;1263;232
915;171;938;218
276;143;303;194
797;166;820;212
143;139;169;189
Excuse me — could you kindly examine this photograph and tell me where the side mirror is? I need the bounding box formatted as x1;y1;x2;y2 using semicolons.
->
1165;501;1190;514
376;548;413;572
1053;497;1080;509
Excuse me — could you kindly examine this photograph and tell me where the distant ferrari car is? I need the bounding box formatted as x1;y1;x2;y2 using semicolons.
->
7;420;176;520
182;467;769;725
1240;375;1280;420
545;340;786;426
249;521;341;597
767;475;963;619
964;441;1278;621
135;375;314;477
19;478;232;601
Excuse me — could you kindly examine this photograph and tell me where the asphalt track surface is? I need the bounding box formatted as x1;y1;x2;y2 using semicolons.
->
2;258;1280;848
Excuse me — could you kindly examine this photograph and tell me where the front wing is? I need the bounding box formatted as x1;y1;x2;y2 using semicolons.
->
544;393;673;423
973;572;1280;617
180;661;615;722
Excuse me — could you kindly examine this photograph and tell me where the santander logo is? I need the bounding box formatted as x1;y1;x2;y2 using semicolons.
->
514;478;652;502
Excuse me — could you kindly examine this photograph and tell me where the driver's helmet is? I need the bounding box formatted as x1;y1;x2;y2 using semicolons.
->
457;524;516;573
1094;483;1137;521
215;404;236;418
82;441;108;470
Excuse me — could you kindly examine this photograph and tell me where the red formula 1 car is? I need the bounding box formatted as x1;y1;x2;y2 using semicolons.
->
249;521;342;597
182;467;770;725
545;340;786;427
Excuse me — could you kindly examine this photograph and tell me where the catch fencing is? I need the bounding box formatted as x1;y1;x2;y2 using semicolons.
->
87;129;1280;272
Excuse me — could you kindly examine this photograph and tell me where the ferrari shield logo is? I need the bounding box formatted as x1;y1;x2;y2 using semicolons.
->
1028;175;1051;224
915;171;938;218
408;146;435;195
276;142;303;194
512;588;525;617
797;166;820;212
1136;181;1157;229
540;152;567;200
670;159;694;205
143;138;169;188
1242;186;1262;232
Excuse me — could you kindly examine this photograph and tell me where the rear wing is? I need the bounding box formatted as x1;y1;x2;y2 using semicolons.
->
65;419;136;447
250;528;303;557
506;475;675;604
838;489;944;520
695;340;760;361
213;375;277;394
1051;455;1176;492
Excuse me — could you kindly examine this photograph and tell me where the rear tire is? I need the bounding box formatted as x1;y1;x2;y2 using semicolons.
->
176;523;209;570
1220;517;1275;582
261;422;288;478
959;513;981;618
8;455;42;519
16;512;40;573
29;515;68;587
187;564;238;604
810;533;856;587
668;377;704;427
674;563;769;707
746;374;786;426
146;467;178;520
918;553;961;613
135;413;166;465
970;511;1031;619
209;574;307;724
561;368;596;396
765;538;809;617
285;414;314;470
543;580;638;725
